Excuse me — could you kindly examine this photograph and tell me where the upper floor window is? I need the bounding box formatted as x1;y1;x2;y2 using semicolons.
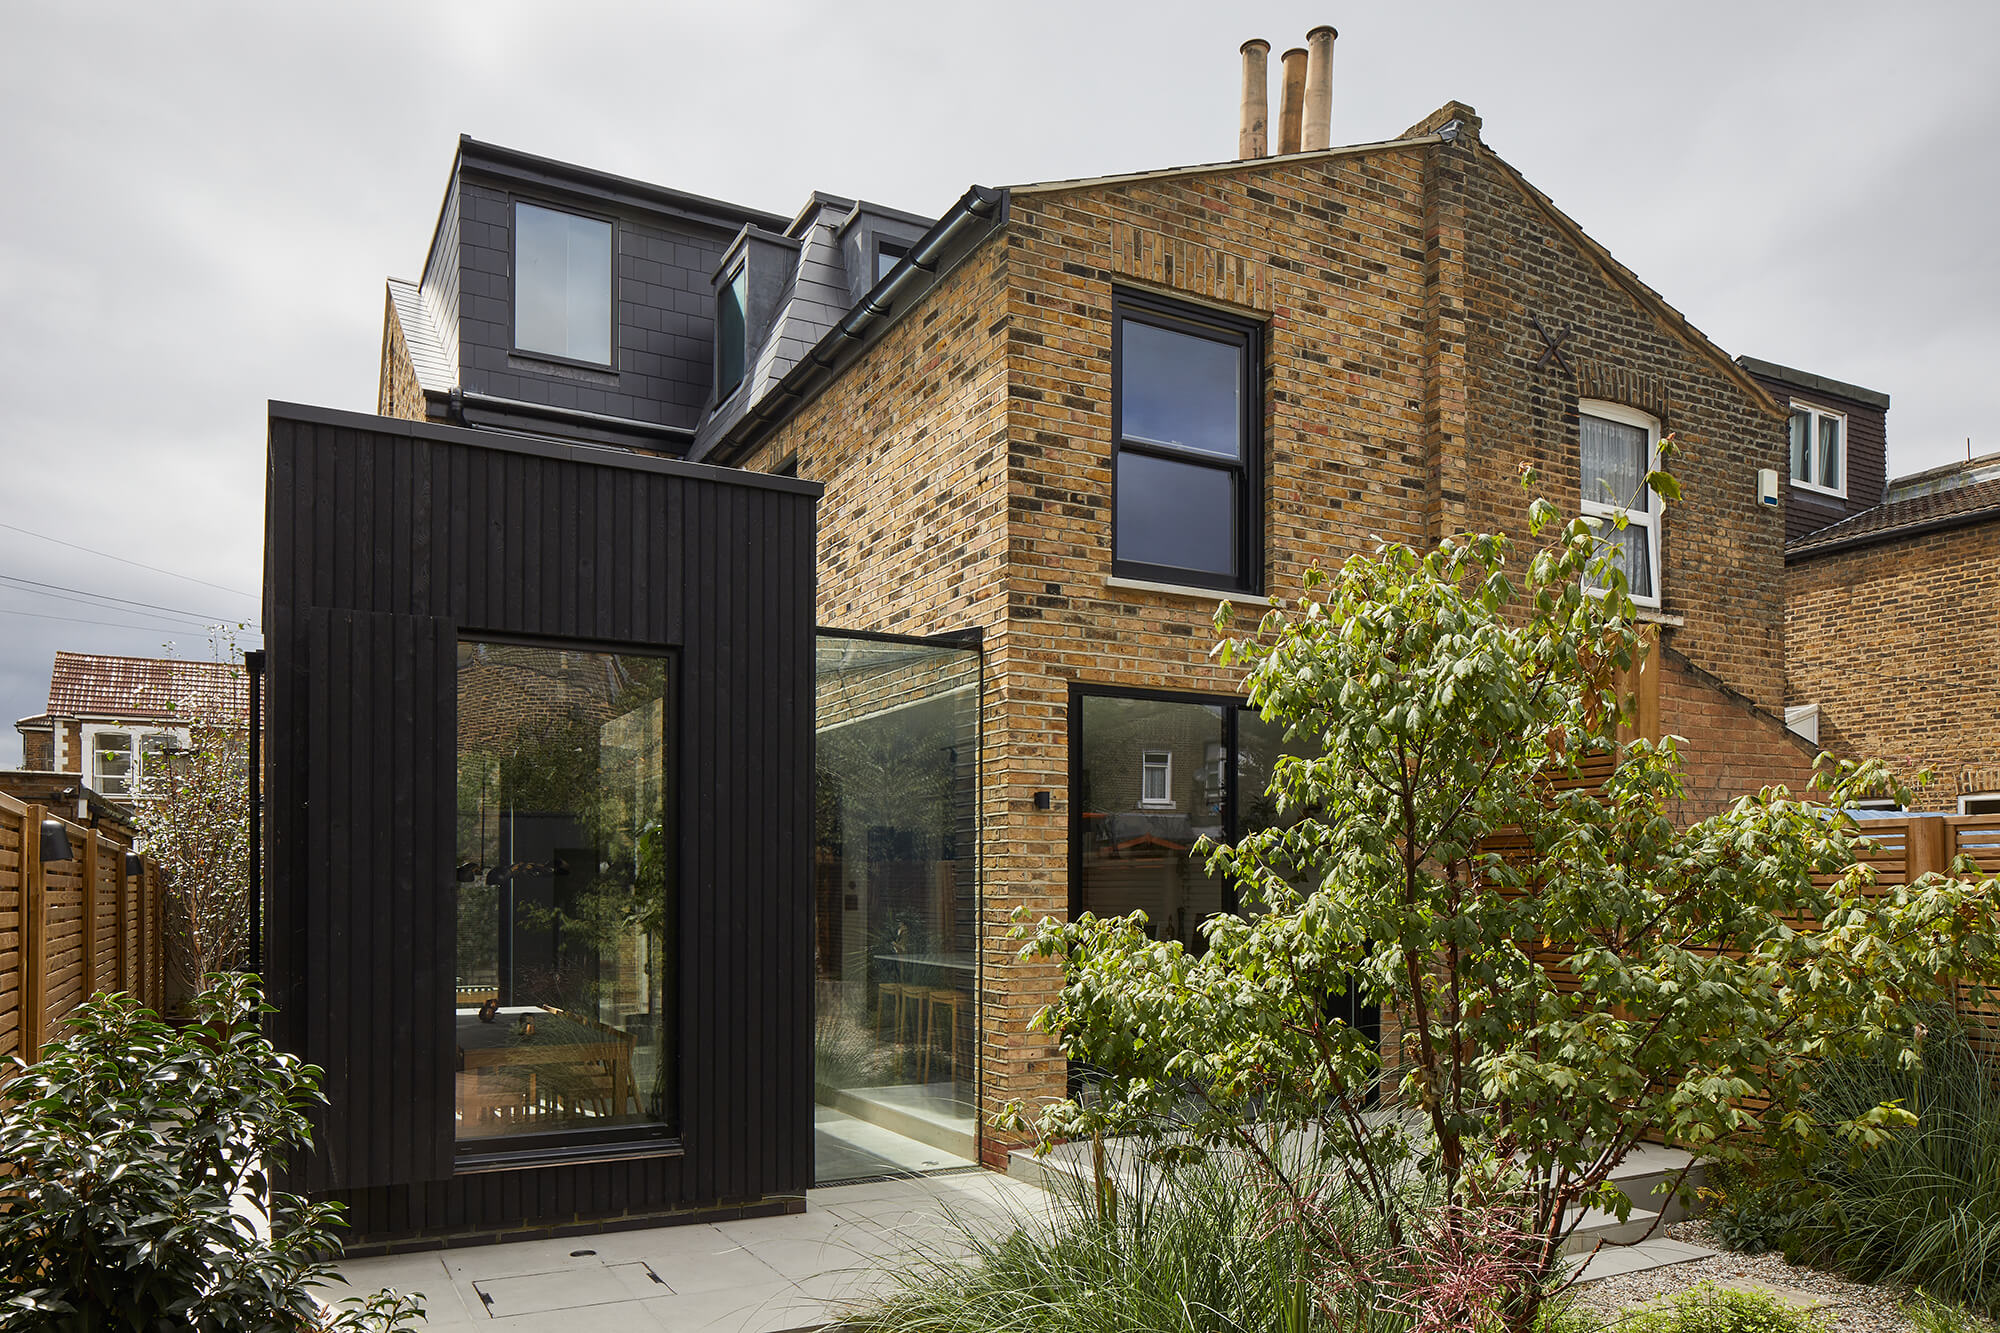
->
90;728;180;799
1578;400;1662;608
874;241;908;284
715;267;748;399
1789;403;1846;496
1139;750;1173;808
514;202;613;366
1112;291;1261;593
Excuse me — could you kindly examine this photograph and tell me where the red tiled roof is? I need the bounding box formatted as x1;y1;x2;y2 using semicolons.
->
1788;476;2000;557
45;651;248;725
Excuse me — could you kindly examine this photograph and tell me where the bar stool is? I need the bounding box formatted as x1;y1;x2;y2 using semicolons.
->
919;987;964;1085
876;980;917;1051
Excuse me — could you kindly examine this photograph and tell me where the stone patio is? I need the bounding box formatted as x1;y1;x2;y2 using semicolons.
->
328;1169;1049;1332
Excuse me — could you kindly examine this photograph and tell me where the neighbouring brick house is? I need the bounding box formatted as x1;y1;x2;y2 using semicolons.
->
1785;448;2000;814
11;651;246;804
369;37;1829;1206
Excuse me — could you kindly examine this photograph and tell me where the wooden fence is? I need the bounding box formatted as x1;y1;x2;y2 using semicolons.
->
0;792;165;1069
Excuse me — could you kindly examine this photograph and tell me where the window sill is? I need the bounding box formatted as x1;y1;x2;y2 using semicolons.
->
1106;576;1271;607
1789;479;1847;501
455;1136;683;1174
1634;608;1683;627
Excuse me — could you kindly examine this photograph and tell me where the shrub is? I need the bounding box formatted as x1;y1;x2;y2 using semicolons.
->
1786;1013;2000;1312
846;1150;1578;1333
1013;492;2000;1331
0;976;421;1331
1619;1283;1828;1333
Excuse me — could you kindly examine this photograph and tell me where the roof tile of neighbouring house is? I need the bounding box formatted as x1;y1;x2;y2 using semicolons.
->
45;651;248;724
1787;475;2000;557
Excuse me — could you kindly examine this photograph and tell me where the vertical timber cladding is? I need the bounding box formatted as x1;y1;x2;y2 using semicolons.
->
263;402;818;1243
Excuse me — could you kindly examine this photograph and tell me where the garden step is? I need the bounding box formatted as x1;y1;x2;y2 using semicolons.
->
1011;1138;1707;1233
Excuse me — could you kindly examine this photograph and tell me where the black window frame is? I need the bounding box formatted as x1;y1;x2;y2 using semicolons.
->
509;197;619;371
1110;289;1264;595
449;629;683;1161
1065;681;1379;1092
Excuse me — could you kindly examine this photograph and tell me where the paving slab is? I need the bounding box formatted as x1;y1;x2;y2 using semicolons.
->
1569;1237;1718;1283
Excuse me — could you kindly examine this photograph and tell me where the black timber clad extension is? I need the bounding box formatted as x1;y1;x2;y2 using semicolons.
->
264;402;818;1244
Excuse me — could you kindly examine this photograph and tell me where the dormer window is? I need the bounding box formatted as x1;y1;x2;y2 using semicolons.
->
716;267;747;399
1789;403;1846;496
874;241;909;284
514;203;613;366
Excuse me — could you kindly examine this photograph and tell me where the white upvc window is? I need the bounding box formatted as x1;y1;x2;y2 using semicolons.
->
83;725;186;799
1139;750;1174;808
1960;792;2000;816
1789;402;1847;497
1578;400;1663;609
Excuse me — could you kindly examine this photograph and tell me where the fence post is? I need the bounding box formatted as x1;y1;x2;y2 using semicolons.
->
1908;816;1949;882
113;839;129;994
20;804;45;1059
80;832;99;998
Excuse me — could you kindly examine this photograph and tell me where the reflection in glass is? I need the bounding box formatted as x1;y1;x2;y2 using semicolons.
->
1076;695;1228;951
1789;409;1812;483
812;635;980;1184
453;641;670;1144
1119;318;1243;460
515;203;613;364
1115;452;1236;577
1818;415;1842;490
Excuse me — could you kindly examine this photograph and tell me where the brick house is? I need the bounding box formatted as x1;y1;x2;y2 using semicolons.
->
1733;355;2000;815
12;651;246;804
372;37;1826;1198
1784;446;2000;814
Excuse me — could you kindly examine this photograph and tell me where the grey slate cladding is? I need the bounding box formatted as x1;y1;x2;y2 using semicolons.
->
390;138;936;451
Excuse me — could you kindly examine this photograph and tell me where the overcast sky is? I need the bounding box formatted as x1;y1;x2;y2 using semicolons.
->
1;1;1995;765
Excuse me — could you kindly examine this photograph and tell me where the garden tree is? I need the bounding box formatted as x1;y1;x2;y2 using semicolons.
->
1014;485;2000;1330
132;646;252;997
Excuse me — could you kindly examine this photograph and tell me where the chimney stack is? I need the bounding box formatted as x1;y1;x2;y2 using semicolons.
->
1277;47;1307;154
1302;25;1336;151
1238;39;1270;158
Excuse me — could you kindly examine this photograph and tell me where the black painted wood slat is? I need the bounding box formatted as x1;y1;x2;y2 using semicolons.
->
266;405;817;1243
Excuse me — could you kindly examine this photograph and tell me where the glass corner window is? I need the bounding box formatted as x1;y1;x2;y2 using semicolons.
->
514;202;614;365
454;639;674;1149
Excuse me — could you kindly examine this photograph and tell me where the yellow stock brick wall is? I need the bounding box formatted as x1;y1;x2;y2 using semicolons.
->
747;102;1799;1164
1787;521;2000;811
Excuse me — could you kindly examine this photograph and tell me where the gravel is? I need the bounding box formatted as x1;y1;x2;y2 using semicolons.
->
1570;1220;1923;1332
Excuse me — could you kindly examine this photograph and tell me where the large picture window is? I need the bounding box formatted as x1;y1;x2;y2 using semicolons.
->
1578;400;1663;608
453;639;673;1150
1112;291;1261;592
514;202;614;365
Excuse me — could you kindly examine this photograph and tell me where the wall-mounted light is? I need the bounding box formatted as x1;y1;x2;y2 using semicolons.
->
40;819;73;865
125;851;143;878
1033;791;1052;811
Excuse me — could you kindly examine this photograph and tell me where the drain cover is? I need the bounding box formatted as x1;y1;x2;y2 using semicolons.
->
472;1260;669;1315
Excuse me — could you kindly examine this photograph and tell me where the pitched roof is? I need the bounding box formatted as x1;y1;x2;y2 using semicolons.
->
1787;475;2000;558
387;277;454;396
44;651;248;725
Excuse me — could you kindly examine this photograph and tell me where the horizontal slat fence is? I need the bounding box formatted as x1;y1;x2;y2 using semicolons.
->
0;793;165;1075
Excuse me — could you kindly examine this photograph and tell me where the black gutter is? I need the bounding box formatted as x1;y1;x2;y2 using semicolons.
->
697;184;1009;467
1787;505;2000;562
448;388;693;450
